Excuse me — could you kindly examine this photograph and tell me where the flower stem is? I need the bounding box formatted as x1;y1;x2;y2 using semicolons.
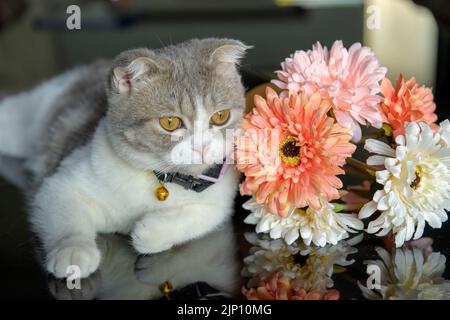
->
357;130;384;144
344;158;377;180
358;124;393;144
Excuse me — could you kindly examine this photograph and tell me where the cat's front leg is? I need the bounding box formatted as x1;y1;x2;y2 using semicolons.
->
131;203;231;255
31;183;103;279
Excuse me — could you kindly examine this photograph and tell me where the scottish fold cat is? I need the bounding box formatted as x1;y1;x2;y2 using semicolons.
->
0;38;249;278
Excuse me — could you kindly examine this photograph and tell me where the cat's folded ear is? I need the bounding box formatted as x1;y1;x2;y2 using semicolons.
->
111;49;170;94
202;38;253;68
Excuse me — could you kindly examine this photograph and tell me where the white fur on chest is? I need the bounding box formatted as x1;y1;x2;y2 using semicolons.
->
36;120;239;235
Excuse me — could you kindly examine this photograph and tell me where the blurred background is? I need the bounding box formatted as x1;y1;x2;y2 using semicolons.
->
0;0;449;299
0;0;449;121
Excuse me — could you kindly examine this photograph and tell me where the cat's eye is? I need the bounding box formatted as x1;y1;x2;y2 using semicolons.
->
210;109;230;126
159;116;182;132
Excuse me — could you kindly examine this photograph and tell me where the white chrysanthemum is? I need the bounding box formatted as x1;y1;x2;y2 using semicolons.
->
359;121;450;247
358;247;450;300
243;197;363;247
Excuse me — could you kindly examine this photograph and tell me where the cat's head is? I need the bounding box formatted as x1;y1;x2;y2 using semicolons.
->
105;38;251;175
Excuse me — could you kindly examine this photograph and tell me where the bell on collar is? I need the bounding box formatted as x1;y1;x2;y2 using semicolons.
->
155;183;169;201
160;281;173;296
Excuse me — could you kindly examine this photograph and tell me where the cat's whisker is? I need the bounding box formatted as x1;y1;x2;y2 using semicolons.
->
153;33;166;48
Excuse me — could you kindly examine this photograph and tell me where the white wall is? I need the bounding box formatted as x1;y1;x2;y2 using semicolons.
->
364;0;438;87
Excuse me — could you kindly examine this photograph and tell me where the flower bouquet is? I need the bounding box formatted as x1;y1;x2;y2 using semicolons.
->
234;40;450;248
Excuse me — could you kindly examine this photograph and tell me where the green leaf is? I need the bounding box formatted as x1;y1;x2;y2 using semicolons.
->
331;202;346;212
382;123;393;137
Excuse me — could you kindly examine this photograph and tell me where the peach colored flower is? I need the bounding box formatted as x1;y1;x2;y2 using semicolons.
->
234;87;356;216
242;272;340;300
272;41;387;142
379;74;438;137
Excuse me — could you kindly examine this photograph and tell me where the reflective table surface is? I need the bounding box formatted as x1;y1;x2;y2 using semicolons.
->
1;178;449;300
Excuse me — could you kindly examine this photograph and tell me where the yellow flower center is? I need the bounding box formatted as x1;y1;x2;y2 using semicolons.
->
295;208;314;223
279;136;301;166
410;165;423;190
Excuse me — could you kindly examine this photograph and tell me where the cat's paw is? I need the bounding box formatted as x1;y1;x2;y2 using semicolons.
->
46;243;101;279
131;221;174;255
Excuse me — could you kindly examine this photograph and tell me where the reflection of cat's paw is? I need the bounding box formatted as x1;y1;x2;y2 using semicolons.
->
131;222;173;255
46;244;101;279
135;254;173;285
48;272;100;300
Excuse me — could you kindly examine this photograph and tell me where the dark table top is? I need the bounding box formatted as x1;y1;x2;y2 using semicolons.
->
1;177;449;300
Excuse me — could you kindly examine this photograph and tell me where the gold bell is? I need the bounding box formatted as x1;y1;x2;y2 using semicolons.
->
159;281;173;295
155;183;169;201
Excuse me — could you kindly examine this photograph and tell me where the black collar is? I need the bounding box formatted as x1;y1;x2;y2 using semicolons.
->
153;164;224;193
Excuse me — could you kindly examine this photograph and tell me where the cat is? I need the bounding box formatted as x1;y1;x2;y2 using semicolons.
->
0;38;250;279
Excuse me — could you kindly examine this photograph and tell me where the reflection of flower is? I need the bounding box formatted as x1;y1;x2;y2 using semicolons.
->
241;234;301;287
380;74;438;138
359;121;450;247
358;246;450;300
243;197;363;246
294;234;362;291
272;41;387;141
234;87;355;216
242;272;340;300
242;233;362;300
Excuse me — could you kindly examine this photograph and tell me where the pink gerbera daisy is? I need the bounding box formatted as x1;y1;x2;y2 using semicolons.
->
272;40;387;142
234;87;356;216
379;74;438;137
